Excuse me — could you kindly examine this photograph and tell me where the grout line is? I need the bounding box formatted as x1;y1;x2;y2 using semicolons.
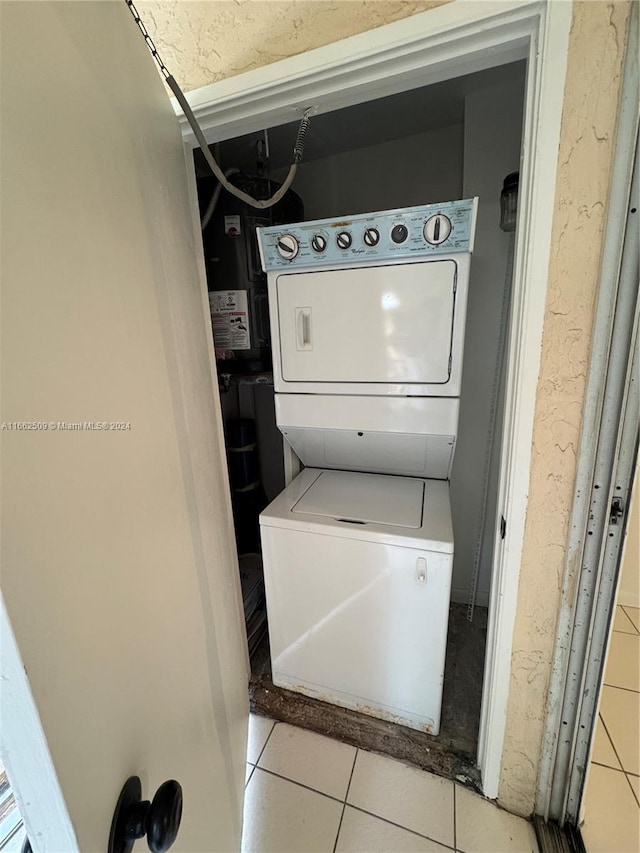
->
343;748;359;804
591;760;625;771
625;773;640;808
620;605;640;634
332;749;358;853
453;781;457;851
332;804;348;853
599;716;631;776
332;804;346;853
602;682;640;694
252;766;347;805
613;605;639;634
245;763;256;788
345;804;456;850
592;713;622;771
252;717;277;766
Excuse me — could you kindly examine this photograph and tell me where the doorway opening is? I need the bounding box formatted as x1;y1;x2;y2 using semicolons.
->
192;60;526;785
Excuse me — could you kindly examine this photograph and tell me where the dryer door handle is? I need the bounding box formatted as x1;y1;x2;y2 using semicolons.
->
416;557;427;584
296;307;313;351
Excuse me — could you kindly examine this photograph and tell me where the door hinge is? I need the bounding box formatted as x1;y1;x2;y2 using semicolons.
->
609;497;625;525
500;515;507;539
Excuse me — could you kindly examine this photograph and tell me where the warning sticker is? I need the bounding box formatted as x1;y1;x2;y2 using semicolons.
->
224;215;242;237
209;290;251;350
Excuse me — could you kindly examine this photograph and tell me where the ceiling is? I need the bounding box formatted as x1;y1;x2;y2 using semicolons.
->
194;60;526;177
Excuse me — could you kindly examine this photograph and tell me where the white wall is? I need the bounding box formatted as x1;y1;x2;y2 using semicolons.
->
450;73;525;608
273;122;463;219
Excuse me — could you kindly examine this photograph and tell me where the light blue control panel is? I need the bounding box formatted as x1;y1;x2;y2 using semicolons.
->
257;198;478;271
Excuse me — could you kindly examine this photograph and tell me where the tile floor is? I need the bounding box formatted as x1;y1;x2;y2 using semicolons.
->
581;604;640;853
243;715;538;853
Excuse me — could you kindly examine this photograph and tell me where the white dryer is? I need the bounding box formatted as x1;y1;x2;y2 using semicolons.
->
257;199;477;735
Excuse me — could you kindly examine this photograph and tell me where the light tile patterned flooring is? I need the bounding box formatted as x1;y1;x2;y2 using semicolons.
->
243;715;538;853
582;604;640;853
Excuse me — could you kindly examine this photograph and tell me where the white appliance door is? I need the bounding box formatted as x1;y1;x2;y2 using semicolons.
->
1;5;248;853
276;261;457;384
262;527;453;733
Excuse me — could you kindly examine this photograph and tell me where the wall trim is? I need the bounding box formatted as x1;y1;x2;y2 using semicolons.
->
175;1;538;143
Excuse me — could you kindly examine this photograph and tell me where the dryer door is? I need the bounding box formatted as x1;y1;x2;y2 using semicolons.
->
275;260;457;386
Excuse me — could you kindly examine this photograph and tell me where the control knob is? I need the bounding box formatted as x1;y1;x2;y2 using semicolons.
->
311;234;327;253
391;224;408;244
363;227;380;247
424;214;452;245
276;233;299;260
336;231;352;250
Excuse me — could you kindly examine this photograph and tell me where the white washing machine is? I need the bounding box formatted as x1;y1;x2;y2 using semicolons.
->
257;199;477;735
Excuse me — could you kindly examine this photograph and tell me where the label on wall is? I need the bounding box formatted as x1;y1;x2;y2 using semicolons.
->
209;290;251;350
224;215;242;237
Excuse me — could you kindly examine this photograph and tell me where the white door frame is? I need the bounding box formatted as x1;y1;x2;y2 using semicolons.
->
175;0;572;799
1;597;79;852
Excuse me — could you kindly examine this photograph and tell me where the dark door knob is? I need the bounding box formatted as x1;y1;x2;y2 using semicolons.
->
109;776;183;853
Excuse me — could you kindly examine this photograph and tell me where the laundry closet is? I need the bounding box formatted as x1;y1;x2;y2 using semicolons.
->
193;61;526;777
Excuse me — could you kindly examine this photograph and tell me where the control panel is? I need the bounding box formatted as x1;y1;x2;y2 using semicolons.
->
257;198;478;271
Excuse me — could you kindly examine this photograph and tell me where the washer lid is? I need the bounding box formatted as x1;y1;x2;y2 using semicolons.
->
292;470;424;529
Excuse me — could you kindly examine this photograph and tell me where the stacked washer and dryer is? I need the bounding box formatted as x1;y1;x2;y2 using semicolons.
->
256;199;477;736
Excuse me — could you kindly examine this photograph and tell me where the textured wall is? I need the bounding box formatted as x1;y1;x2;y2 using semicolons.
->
137;0;446;91
499;0;632;815
138;0;633;816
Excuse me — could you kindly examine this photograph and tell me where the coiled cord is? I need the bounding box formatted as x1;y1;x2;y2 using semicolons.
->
293;110;312;163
